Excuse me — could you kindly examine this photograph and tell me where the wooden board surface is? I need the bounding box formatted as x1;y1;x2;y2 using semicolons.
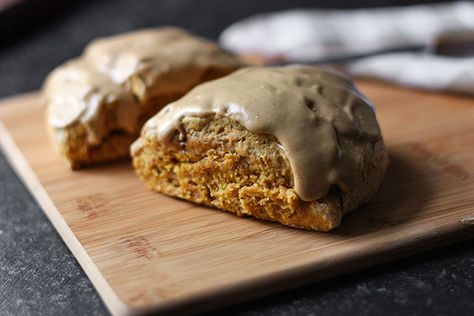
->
0;82;473;316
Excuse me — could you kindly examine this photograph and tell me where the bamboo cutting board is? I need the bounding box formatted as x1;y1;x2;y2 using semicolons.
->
0;82;473;316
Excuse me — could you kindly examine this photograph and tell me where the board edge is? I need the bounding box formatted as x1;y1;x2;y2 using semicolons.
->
0;110;134;316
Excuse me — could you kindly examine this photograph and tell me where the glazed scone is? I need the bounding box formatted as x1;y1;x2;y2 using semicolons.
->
43;27;245;169
131;66;388;231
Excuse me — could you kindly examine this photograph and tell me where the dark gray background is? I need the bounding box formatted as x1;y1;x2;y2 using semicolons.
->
0;0;473;315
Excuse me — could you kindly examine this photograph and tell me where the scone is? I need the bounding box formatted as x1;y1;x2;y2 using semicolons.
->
131;66;388;231
43;28;245;169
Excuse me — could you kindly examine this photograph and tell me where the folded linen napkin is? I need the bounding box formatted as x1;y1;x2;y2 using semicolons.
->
349;53;474;95
219;2;474;95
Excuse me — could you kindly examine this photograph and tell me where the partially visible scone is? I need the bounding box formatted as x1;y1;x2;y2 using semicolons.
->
131;66;388;231
43;28;245;169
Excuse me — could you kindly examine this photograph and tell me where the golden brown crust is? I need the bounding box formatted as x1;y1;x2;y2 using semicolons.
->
55;125;135;170
132;116;388;231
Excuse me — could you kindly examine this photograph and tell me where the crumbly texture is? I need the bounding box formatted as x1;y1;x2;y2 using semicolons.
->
53;67;235;169
53;124;136;170
132;116;388;231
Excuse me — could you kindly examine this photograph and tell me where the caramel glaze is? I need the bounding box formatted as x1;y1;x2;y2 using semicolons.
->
137;66;382;201
44;28;244;145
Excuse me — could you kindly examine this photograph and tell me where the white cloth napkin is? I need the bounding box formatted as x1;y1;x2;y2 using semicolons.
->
219;2;474;95
349;54;474;95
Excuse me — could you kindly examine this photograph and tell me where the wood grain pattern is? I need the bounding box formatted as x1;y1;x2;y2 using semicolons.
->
0;82;473;315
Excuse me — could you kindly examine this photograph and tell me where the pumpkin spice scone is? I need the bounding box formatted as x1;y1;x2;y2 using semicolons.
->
131;66;389;231
43;28;245;169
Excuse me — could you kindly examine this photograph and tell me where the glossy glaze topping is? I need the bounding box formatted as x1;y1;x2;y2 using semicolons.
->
140;66;382;201
44;28;243;144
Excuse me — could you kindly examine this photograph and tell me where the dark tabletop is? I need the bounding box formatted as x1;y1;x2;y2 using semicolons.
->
0;0;473;315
